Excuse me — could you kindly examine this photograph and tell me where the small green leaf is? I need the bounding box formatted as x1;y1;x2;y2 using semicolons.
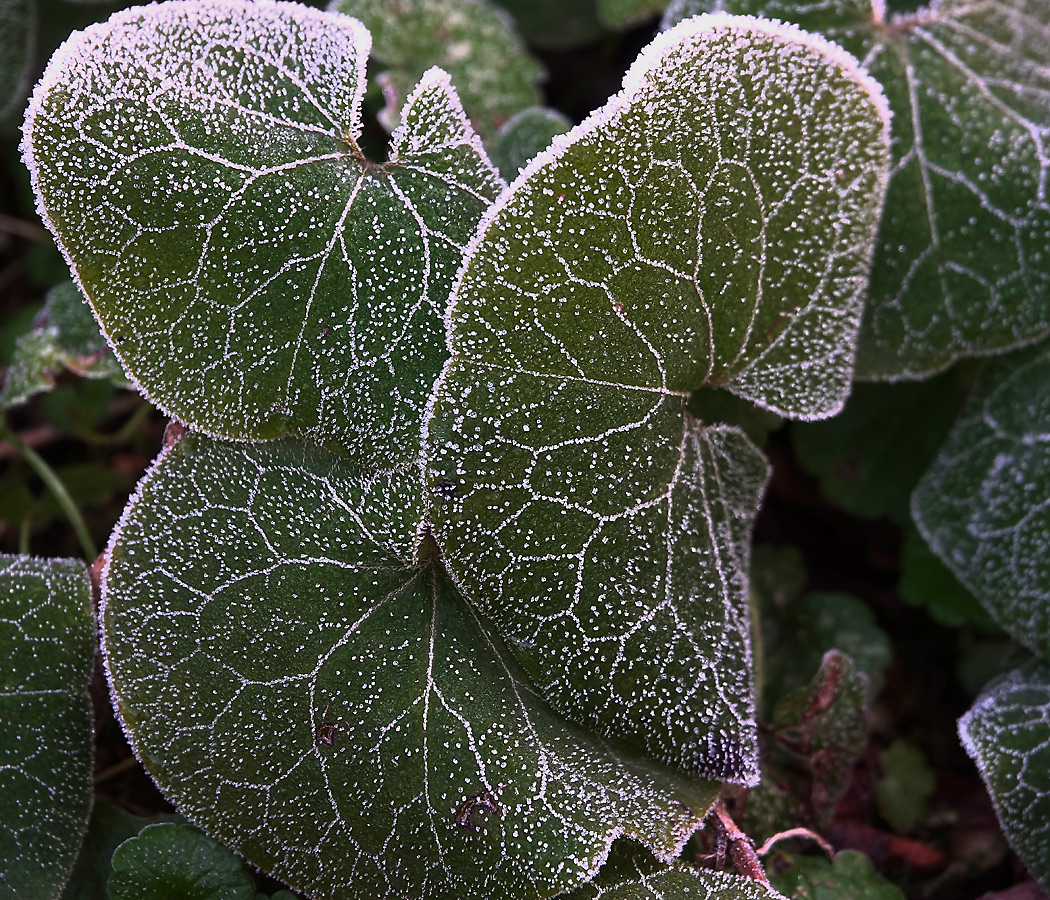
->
958;662;1050;890
107;823;256;900
698;0;1050;377
24;0;502;469
0;554;95;899
875;739;936;834
768;850;904;900
327;0;543;138
598;0;668;28
427;14;888;785
912;341;1050;658
102;433;719;900
491;106;572;181
0;0;34;121
61;801;185;900
0;281;129;410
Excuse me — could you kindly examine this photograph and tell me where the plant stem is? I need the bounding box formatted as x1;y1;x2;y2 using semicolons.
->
1;417;98;560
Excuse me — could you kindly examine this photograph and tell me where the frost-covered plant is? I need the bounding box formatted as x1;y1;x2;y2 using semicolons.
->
38;0;1050;895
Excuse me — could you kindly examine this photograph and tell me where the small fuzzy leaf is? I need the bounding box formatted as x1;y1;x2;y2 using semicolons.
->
912;341;1050;658
492;106;572;181
327;0;543;138
107;823;256;900
958;662;1050;890
102;433;718;900
700;0;1050;377
768;850;904;900
0;554;95;898
0;0;34;120
0;281;128;409
23;0;502;469
427;14;888;785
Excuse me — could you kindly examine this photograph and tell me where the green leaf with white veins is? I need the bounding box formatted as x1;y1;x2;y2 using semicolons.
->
101;432;719;900
426;15;889;784
912;341;1050;659
684;0;1050;378
23;0;502;469
959;662;1050;890
1;554;95;899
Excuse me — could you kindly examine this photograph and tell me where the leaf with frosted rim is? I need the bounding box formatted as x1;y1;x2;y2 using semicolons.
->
958;662;1050;890
107;823;257;900
327;0;543;139
492;106;573;182
912;341;1050;658
1;281;129;409
686;0;1050;378
0;0;34;120
23;0;502;469
426;14;888;785
0;554;95;899
101;432;719;900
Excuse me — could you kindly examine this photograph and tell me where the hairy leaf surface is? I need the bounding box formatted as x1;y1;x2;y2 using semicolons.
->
327;0;543;138
427;14;888;785
101;433;718;900
913;341;1050;658
959;662;1050;890
0;554;95;899
23;0;502;468
679;0;1050;377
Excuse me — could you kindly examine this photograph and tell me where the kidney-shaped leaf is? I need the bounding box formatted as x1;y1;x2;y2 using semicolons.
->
101;433;718;900
686;0;1050;378
0;554;95;899
912;341;1050;659
426;14;888;785
959;662;1050;890
23;0;502;469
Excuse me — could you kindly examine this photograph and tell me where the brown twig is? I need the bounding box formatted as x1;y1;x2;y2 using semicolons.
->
709;799;771;886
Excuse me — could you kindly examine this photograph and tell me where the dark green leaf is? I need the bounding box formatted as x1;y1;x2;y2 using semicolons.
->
493;0;604;50
913;341;1050;658
899;525;994;629
0;0;34;121
0;554;95;899
107;823;256;900
959;662;1050;890
24;1;502;469
598;0;667;28
427;15;888;785
328;0;543;138
768;850;904;900
491;106;572;182
102;433;719;900
875;739;936;834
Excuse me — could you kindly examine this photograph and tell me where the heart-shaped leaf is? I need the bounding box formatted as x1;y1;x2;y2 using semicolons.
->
23;0;502;469
958;662;1050;890
912;341;1050;659
102;432;719;900
326;0;543;139
426;14;889;784
676;0;1050;378
0;554;95;898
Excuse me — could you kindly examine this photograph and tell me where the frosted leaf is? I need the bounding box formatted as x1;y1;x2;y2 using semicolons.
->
912;341;1050;658
702;0;1050;378
327;0;543;138
958;662;1050;890
0;0;33;120
22;0;502;469
0;280;130;409
101;433;720;900
426;14;888;784
0;554;95;898
492;106;573;182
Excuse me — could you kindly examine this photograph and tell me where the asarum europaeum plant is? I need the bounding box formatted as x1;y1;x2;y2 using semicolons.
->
17;1;894;896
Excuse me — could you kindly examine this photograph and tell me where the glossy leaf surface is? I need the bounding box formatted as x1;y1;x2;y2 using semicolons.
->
427;14;889;784
684;0;1050;377
328;0;543;138
23;0;502;468
913;342;1050;658
0;554;95;899
102;433;718;900
958;662;1050;890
